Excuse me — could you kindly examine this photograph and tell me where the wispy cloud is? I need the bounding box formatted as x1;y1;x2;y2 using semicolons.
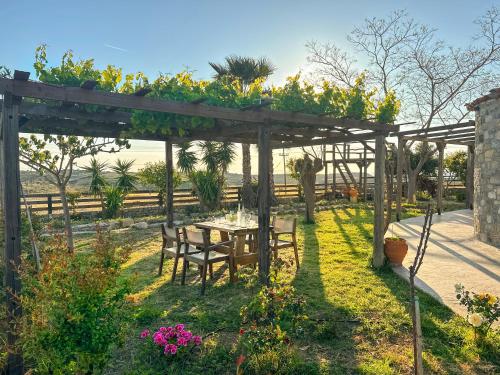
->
104;43;128;52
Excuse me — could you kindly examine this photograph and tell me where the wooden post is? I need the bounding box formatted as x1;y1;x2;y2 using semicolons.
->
466;145;474;210
258;126;271;285
165;141;174;227
323;144;328;197
47;194;53;216
332;144;336;197
373;135;386;268
1;92;24;374
363;148;368;201
396;137;405;222
414;296;424;375
436;142;445;215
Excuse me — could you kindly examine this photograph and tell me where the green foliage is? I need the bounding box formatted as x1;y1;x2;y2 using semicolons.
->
409;142;438;176
176;142;198;174
82;157;109;199
111;159;137;194
20;231;130;374
32;46;399;144
138;162;182;206
176;141;236;210
34;44;147;93
104;186;126;218
455;284;500;334
415;190;432;201
190;170;224;211
445;150;468;184
375;90;400;123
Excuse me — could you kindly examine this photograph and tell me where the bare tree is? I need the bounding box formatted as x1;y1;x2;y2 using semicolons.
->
307;7;499;202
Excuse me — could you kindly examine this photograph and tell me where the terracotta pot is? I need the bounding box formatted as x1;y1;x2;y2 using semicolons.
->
384;238;408;266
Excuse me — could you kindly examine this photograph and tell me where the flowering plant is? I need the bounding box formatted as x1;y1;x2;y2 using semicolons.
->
455;284;499;335
140;324;202;356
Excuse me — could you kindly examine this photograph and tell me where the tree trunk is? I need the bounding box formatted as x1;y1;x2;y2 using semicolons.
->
241;143;255;208
299;156;323;223
407;171;417;204
58;183;74;252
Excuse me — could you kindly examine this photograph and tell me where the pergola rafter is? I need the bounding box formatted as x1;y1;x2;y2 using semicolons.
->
0;71;391;374
392;120;476;222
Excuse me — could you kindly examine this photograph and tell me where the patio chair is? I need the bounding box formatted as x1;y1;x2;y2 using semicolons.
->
270;216;299;269
158;224;199;282
181;227;235;295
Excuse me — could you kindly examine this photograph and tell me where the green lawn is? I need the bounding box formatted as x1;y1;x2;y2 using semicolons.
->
76;206;499;374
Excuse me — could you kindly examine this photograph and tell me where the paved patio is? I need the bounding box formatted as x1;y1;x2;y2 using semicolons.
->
390;209;499;323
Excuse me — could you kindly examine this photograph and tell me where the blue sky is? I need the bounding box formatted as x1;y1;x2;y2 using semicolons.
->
2;0;496;172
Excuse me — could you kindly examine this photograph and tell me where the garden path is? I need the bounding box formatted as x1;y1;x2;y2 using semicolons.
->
390;209;500;326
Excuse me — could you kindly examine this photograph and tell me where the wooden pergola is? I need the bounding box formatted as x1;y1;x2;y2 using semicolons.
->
0;71;395;373
392;121;476;221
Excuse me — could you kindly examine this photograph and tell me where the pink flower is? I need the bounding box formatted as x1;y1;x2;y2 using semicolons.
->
153;332;167;346
177;337;188;347
140;329;150;339
159;326;168;333
181;330;193;341
169;344;178;354
192;335;202;346
175;324;185;331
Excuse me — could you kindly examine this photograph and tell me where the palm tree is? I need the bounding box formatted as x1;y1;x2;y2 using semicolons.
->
111;159;137;194
82;157;108;212
209;55;275;208
176;142;197;174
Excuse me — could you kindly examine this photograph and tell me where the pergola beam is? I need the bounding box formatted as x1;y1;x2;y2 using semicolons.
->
0;76;396;132
391;121;475;137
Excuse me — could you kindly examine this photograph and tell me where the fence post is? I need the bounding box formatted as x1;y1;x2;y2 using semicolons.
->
47;194;53;217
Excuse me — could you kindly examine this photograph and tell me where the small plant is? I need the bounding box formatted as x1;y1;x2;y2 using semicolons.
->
455;284;499;337
239;259;307;358
139;324;202;357
104;185;126;218
415;190;432;201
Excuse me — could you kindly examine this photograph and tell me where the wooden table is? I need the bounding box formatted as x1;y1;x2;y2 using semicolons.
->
194;220;260;281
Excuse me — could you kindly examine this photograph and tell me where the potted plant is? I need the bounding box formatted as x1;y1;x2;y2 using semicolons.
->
384;236;408;265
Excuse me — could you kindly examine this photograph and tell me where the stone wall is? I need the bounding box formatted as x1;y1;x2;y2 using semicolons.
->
473;96;500;247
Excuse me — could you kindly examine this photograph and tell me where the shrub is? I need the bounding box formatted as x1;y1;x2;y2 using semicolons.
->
104;185;126;218
454;190;466;202
455;284;499;336
415;190;432;201
20;230;130;373
238;260;309;373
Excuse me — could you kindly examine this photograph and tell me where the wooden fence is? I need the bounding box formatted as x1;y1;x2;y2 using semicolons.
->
22;182;373;217
22;175;465;217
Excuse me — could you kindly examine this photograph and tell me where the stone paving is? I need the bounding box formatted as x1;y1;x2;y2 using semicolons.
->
390;209;499;324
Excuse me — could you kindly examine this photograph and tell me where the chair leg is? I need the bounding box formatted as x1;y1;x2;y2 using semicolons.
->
293;242;300;269
200;263;208;295
228;258;236;283
158;250;165;276
181;259;188;286
209;263;214;280
171;255;179;282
